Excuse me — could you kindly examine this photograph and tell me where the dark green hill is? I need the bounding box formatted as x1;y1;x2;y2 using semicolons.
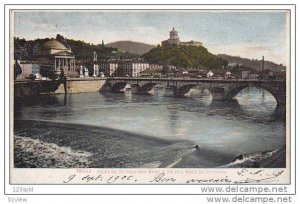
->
143;45;228;69
218;54;286;71
14;34;137;61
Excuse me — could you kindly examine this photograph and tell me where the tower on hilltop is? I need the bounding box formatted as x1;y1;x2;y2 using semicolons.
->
161;27;181;46
169;27;180;41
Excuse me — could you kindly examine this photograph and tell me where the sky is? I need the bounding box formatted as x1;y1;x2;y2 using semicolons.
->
13;11;288;65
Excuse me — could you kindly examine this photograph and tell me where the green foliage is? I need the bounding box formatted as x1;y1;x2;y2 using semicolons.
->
14;35;137;61
218;54;286;71
143;45;228;69
14;37;51;60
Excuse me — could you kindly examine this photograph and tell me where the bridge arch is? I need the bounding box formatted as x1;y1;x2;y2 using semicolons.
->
226;84;283;106
111;82;130;92
176;84;198;96
139;83;157;94
103;78;285;112
233;86;277;104
100;82;112;92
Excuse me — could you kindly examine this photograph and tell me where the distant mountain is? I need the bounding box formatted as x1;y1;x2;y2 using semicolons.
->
143;45;227;69
218;54;286;71
106;41;155;55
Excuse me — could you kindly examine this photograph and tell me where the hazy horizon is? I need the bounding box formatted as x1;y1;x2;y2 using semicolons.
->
13;11;289;65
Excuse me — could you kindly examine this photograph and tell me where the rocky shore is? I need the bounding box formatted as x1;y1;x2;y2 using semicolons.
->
14;135;93;168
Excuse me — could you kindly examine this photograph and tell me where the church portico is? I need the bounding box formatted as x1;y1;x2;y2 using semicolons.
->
40;39;77;77
54;55;76;73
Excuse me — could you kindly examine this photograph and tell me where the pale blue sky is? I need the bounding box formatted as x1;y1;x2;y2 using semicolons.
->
14;11;288;64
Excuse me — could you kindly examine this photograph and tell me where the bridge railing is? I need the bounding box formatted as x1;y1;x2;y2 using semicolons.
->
105;77;286;83
15;77;286;83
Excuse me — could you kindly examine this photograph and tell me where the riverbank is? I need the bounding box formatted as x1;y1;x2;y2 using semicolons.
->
14;120;285;168
14;135;93;168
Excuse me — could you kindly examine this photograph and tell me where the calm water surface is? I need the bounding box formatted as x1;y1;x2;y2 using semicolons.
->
15;87;286;156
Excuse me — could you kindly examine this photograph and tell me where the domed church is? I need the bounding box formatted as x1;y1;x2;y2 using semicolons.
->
42;39;72;55
40;39;76;77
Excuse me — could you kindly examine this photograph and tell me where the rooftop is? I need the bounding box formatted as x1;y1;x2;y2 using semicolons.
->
43;40;68;50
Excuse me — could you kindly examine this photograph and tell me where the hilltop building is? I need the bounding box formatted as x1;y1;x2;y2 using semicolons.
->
161;27;180;46
161;27;203;47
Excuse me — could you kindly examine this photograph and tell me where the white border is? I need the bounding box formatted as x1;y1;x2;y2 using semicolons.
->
4;4;296;195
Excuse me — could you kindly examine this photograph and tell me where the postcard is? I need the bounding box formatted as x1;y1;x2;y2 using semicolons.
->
7;5;293;188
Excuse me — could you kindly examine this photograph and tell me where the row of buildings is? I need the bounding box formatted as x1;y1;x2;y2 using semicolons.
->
15;28;285;80
98;59;149;77
16;38;152;79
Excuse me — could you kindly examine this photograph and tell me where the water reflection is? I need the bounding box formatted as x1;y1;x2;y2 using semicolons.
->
14;87;285;155
15;87;282;123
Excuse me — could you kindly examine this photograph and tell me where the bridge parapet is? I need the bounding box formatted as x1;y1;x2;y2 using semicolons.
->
103;77;286;108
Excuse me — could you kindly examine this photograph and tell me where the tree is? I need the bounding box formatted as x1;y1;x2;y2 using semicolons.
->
101;40;105;50
56;34;70;48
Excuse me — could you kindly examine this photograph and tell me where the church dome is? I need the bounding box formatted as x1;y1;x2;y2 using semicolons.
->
43;40;67;50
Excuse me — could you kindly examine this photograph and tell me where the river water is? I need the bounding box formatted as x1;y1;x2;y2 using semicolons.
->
14;87;286;168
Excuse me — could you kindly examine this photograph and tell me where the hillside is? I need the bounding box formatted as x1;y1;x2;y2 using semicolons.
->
106;41;155;55
218;54;286;71
143;45;227;69
14;35;136;61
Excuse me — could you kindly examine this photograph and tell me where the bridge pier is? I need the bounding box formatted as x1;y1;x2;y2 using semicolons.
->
273;92;286;118
209;87;229;101
131;84;140;94
275;104;286;120
164;86;177;97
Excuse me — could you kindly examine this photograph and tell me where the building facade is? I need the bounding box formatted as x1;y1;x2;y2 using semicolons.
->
15;61;41;80
180;40;203;47
99;60;149;77
40;39;77;77
241;71;250;79
99;62;119;76
162;27;203;47
117;62;149;77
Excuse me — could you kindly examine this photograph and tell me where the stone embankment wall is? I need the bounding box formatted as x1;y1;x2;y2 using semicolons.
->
55;78;107;94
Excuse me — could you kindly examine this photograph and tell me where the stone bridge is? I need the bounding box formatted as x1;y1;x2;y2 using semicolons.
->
102;77;286;107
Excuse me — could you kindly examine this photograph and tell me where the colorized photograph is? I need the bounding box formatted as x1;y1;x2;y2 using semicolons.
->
13;10;288;169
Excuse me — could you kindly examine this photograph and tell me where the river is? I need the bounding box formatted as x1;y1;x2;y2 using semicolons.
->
14;87;286;168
